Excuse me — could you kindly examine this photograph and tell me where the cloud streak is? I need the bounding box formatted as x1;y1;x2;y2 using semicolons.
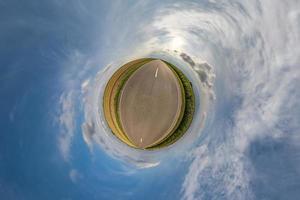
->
175;0;300;199
58;91;75;161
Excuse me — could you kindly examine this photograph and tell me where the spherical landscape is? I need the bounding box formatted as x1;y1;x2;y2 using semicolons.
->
103;58;195;150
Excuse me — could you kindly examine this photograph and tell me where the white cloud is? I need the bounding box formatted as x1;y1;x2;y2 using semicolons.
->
81;79;90;92
134;161;160;169
81;121;94;148
179;0;300;199
69;169;82;183
181;145;209;200
58;91;76;161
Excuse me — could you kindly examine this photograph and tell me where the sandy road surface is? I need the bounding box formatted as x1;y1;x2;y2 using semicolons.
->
119;60;183;148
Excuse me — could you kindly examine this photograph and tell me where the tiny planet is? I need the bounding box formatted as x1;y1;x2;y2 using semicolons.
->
103;58;195;150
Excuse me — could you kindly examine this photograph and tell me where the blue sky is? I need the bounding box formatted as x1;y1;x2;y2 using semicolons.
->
1;0;300;200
